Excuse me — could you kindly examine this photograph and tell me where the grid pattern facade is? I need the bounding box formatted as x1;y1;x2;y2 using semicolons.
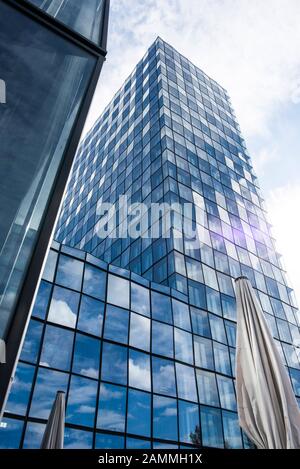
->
1;37;300;449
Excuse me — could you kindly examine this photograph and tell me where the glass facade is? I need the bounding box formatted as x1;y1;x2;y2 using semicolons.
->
1;37;299;448
28;0;107;45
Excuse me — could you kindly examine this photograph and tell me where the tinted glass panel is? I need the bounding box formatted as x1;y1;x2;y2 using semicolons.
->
152;357;176;397
104;304;129;345
178;400;200;445
77;295;104;336
72;333;100;378
83;264;106;301
101;343;127;385
47;286;80;328
97;383;126;432
66;375;97;427
127;389;151;437
153;396;178;441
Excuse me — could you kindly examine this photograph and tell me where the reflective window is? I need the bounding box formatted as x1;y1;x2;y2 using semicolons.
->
32;281;52;319
200;406;224;448
178;400;200;445
214;343;232;375
95;433;124;449
221;294;236;320
20;319;43;363
66;375;97;427
72;333;100;378
107;274;130;309
289;368;300;396
129;350;151;391
222;411;242;449
152;321;174;358
42;250;58;283
23;422;45;449
176;363;197;402
188;281;207;309
152;357;176;397
202;265;219;290
30;368;68;418
47;285;80;328
129;313;150;351
101;342;127;385
5;363;35;416
151;291;173;324
153;395;178;441
29;0;107;45
126;437;151;449
127;389;151;437
83;264;106;301
196;369;220;407
194;336;214;370
172;299;191;331
217;375;236;411
64;427;93;449
191;308;211;338
77;295;104;336
131;283;150;317
174;328;193;364
104;304;129;345
55;254;83;290
225;320;236;347
97;382;126;432
40;325;74;371
209;314;227;344
0;418;23;449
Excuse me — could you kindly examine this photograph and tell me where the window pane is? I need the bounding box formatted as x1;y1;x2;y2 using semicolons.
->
200;406;224;448
153;396;178;441
172;299;191;331
206;287;222;316
126;437;150;449
151;291;173;324
174;328;193;364
104;304;129;345
129;350;151;391
178;400;200;445
152;321;174;358
196;369;220;407
32;280;52;319
55;254;83;290
72;333;100;378
221;294;236;320
64;428;93;449
209;314;227;344
222;411;243;449
225;320;236;347
5;363;35;416
152;357;176;397
202;265;219;290
127;389;151;437
66;375;97;427
42;250;58;283
194;336;214;370
40;325;74;371
77;295;104;336
0;418;23;449
107;274;130;309
23;422;45;449
101;342;127;385
191;308;211;338
95;433;124;449
129;312;150;351
289;368;300;396
20;319;43;363
131;283;150;317
83;264;106;301
47;285;80;328
217;375;236;411
214;343;231;375
30;368;68;418
176;363;197;402
97;382;126;432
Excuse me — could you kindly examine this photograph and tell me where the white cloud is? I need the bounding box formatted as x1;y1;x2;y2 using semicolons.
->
266;184;300;304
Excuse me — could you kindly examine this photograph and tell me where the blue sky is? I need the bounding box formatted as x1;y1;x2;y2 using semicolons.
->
83;0;300;302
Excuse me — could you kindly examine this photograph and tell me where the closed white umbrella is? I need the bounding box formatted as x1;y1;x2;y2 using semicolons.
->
41;390;65;449
235;276;300;449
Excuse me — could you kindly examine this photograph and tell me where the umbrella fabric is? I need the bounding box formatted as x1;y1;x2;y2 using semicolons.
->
41;391;65;449
235;276;300;449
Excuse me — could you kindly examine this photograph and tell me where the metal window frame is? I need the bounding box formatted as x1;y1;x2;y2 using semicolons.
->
0;0;110;417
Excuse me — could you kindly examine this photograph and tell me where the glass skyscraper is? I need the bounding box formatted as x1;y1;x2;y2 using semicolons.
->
1;37;299;449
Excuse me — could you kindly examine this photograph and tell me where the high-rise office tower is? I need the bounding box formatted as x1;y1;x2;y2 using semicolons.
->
1;37;299;449
0;0;109;415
